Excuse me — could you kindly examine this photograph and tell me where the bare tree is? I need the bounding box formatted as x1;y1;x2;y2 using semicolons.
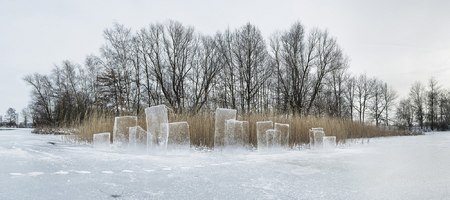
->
382;83;398;126
427;77;440;130
354;73;373;123
396;98;413;129
187;35;222;113
269;22;316;115
23;73;54;126
344;75;356;121
5;108;17;126
369;78;385;127
21;108;30;127
409;81;425;129
306;29;343;115
233;23;270;114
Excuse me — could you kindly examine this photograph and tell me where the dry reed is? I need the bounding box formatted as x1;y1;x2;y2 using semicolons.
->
55;110;416;148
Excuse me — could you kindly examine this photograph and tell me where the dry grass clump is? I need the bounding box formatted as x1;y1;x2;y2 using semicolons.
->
55;110;416;148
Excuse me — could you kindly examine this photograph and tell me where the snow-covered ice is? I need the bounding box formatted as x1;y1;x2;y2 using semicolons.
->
214;108;236;151
1;129;450;199
113;116;137;148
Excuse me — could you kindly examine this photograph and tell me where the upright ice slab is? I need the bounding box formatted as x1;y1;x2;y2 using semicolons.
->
214;108;237;151
266;129;281;151
224;119;249;151
113;116;137;148
93;132;110;149
323;136;336;152
129;126;148;152
313;130;325;150
275;123;289;148
257;121;273;152
309;128;324;150
145;105;169;151
166;122;190;152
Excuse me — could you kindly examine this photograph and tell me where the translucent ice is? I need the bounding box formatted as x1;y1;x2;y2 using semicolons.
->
93;132;110;149
166;122;190;152
266;129;281;151
257;121;273;152
275;123;289;148
113;116;137;148
309;127;324;150
224;119;249;151
313;130;325;150
145;105;168;151
214;108;237;151
129;126;148;152
323;136;336;152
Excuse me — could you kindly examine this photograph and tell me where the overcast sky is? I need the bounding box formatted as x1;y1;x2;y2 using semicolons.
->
1;0;449;119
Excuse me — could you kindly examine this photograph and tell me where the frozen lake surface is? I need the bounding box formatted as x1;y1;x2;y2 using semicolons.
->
1;129;450;199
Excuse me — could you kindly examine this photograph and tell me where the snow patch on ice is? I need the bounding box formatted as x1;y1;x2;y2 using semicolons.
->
101;171;114;174
28;172;44;176
74;170;91;174
53;171;69;175
162;167;172;171
121;170;133;173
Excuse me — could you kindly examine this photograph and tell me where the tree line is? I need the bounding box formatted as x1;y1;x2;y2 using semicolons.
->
396;77;450;131
23;21;398;127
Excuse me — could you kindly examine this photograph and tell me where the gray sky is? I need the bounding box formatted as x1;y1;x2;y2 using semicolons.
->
1;0;449;119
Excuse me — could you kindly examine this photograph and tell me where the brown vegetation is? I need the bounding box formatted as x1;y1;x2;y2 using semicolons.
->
52;111;417;148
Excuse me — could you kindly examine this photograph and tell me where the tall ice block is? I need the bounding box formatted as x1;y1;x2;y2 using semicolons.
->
214;108;237;151
145;105;169;151
113;116;137;148
257;121;273;152
166;122;190;152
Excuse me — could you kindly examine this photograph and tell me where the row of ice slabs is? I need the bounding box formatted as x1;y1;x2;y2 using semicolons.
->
93;105;189;152
93;106;336;152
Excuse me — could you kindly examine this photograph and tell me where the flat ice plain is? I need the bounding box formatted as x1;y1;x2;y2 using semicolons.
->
1;129;450;199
